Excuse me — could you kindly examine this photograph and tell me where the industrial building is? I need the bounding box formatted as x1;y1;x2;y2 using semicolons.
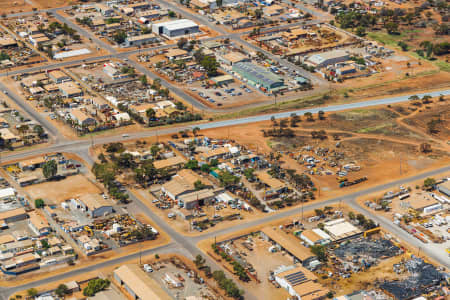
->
306;50;349;68
114;264;169;300
232;62;286;93
274;265;329;300
124;33;159;47
437;180;450;197
71;194;113;218
152;19;200;38
323;219;362;242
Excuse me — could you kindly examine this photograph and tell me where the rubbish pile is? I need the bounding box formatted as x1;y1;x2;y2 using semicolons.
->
334;238;401;260
380;257;443;300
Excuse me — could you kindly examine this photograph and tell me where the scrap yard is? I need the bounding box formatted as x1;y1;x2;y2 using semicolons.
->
0;0;448;298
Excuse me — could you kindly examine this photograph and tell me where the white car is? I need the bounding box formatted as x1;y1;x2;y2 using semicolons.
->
143;264;153;272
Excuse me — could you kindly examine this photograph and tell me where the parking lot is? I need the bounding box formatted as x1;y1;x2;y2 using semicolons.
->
189;80;261;107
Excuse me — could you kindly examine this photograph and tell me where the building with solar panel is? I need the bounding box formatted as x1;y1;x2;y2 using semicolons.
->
274;265;329;300
232;62;286;93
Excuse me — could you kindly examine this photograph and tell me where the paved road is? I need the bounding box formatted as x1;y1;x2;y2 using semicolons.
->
1;5;449;300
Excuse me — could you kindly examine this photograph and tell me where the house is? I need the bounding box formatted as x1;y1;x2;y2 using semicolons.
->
274;265;329;300
0;117;9;128
69;109;96;127
114;264;170;300
28;210;51;236
58;82;83;98
72;194;113;218
48;71;71;83
405;194;442;214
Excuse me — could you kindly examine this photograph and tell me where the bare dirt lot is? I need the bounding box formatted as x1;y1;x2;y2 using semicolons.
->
24;174;102;204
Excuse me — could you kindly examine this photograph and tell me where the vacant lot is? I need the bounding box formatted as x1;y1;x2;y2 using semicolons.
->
25;174;102;204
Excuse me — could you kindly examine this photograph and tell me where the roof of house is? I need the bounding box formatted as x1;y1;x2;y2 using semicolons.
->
153;156;186;170
114;264;169;300
255;171;286;191
212;74;234;83
78;194;112;210
0;208;27;222
261;227;313;261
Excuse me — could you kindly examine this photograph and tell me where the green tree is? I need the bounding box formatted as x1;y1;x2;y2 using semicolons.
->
194;180;205;190
185;160;199;170
200;56;219;76
33;125;45;137
139;75;148;85
42;160;58;179
83;279;110;297
55;284;69;297
423;177;436;188
194;254;205;267
146;108;156;122
311;245;327;262
112;30;127;44
35;198;44;208
218;171;240;187
27;288;38;297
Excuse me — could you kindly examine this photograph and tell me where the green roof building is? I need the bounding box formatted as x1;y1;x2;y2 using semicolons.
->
232;62;286;93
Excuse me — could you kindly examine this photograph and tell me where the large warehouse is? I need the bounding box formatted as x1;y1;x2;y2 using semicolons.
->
306;50;349;68
152;19;200;38
232;62;286;93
